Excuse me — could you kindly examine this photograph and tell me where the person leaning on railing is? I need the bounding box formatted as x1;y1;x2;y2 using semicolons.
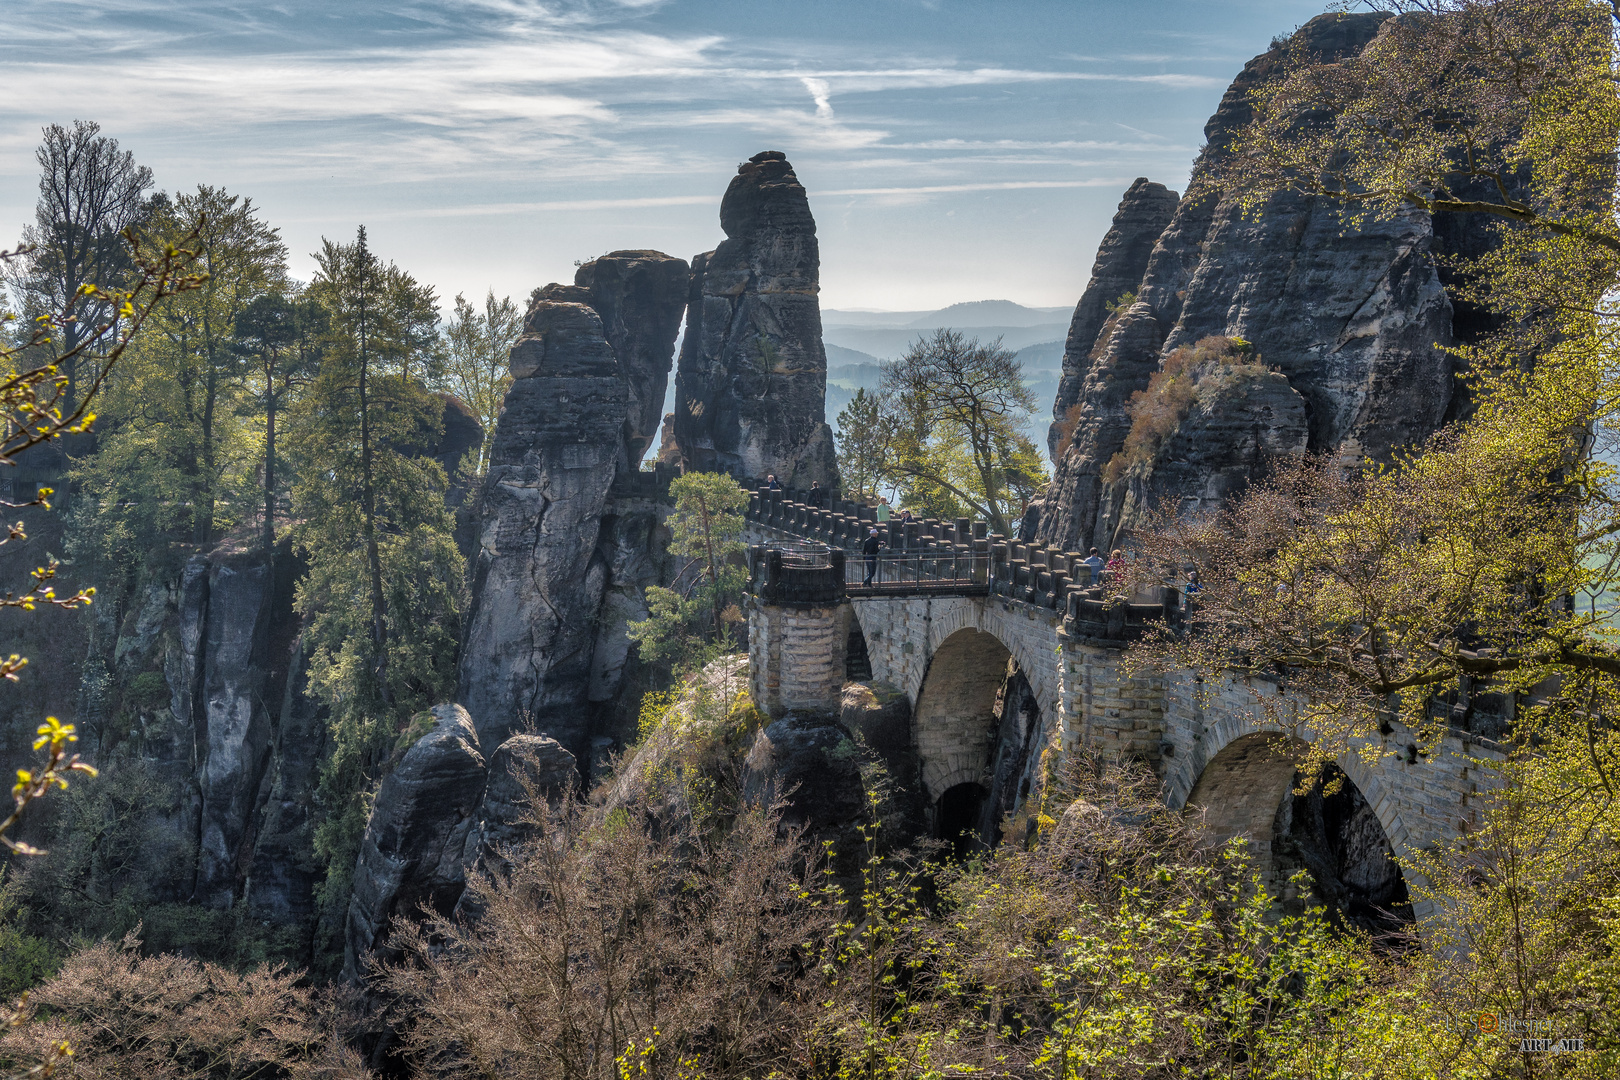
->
862;527;886;586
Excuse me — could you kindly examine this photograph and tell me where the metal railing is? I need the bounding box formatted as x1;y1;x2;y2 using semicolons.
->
741;484;1186;639
846;547;990;595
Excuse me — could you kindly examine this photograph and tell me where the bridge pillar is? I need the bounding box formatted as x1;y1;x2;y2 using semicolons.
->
747;546;851;719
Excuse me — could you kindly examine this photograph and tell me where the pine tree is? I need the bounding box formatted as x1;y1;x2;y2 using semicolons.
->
291;227;464;956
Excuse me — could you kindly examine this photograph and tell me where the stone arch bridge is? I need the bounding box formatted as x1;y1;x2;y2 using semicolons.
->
742;486;1503;921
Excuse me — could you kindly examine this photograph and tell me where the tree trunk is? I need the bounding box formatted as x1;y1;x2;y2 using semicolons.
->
197;340;218;545
357;291;391;707
263;381;277;551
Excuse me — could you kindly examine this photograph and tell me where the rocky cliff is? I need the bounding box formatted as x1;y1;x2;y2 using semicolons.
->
574;251;691;470
672;151;839;488
343;704;487;980
1047;178;1180;458
459;253;688;762
459;299;630;756
1038;11;1469;553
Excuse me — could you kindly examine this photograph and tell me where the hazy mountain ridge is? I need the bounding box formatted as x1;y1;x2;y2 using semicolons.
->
822;300;1070;329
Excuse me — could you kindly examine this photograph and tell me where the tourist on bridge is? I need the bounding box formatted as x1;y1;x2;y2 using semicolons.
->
766;474;780;490
875;496;891;523
1081;547;1104;586
1105;549;1126;584
807;480;827;508
862;527;886;586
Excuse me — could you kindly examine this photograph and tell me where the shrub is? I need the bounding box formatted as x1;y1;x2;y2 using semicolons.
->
0;932;368;1080
1103;335;1269;483
1053;402;1084;460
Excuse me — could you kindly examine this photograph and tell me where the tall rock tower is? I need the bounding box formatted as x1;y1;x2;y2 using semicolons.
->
1037;12;1466;554
459;252;688;757
672;151;839;488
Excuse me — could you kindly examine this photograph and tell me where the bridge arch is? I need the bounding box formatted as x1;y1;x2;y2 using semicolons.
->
1170;714;1418;925
911;627;1016;801
848;597;1060;732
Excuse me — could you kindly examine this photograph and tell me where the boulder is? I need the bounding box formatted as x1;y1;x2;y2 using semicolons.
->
743;713;869;875
839;681;929;844
343;704;486;981
462;732;577;871
672;151;839;487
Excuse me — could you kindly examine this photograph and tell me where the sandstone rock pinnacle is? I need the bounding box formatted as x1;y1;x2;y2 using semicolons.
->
1037;11;1460;553
672;150;839;487
459;299;627;753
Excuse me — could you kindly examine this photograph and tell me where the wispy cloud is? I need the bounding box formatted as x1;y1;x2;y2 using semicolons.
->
0;0;1223;181
802;77;834;119
377;177;1136;219
0;0;1266;309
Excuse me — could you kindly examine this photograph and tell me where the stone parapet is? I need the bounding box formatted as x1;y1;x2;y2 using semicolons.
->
748;597;852;719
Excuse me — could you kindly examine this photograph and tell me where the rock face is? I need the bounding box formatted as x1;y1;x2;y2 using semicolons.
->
1274;764;1412;934
673;151;839;487
460;300;628;754
1120;368;1310;526
574;251;691;469
1037;11;1466;553
343;704;487;980
243;632;327;929
742;714;869;875
462;733;576;871
1048;179;1180;457
460;254;688;761
190;550;280;909
839;681;930;845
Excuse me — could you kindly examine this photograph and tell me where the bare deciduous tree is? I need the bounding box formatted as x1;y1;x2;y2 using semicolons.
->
6;121;157;408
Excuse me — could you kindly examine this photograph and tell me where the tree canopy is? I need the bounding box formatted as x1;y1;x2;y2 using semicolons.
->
835;329;1048;534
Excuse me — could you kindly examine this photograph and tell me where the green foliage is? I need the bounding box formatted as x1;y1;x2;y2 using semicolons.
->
0;873;58;999
1124;4;1620;1076
834;387;889;502
67;186;288;572
627;472;749;672
435;289;520;475
233;289;327;547
290;228;465;963
127;670;169;711
838;328;1049;535
1103;288;1136;315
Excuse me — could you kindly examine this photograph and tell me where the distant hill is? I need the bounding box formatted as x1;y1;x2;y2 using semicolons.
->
825;342;883;369
1013;340;1066;373
904;300;1071;329
822;300;1070;330
823;323;1070;361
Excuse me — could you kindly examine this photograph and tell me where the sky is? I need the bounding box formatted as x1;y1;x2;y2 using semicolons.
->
1;0;1339;314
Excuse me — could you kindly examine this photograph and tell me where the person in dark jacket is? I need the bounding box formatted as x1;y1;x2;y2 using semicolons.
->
806;480;827;508
862;527;885;585
766;474;781;490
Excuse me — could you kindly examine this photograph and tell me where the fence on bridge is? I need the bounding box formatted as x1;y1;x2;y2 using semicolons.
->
743;486;1184;639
